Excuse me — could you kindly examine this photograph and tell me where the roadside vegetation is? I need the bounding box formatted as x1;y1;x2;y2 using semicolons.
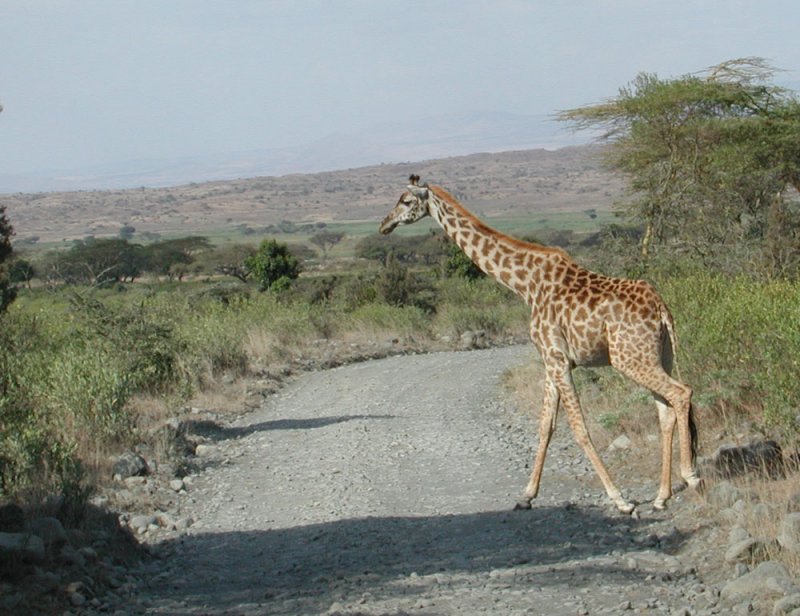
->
0;58;798;540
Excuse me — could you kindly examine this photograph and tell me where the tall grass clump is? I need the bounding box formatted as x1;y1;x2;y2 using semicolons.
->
434;277;530;339
345;302;431;342
0;304;134;499
659;272;800;435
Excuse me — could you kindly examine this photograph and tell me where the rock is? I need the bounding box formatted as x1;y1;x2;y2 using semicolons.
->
622;550;682;574
169;478;185;492
0;531;45;562
460;330;486;349
112;451;149;479
194;444;215;457
155;512;175;529
707;480;742;508
773;593;800;615
78;546;98;561
608;434;632;452
89;494;109;508
69;591;86;607
60;544;87;567
124;476;147;488
175;516;193;531
728;525;750;544
721;561;796;604
724;537;772;564
778;512;800;554
0;503;25;532
129;514;157;531
719;506;744;525
30;570;60;594
29;516;68;548
713;440;784;479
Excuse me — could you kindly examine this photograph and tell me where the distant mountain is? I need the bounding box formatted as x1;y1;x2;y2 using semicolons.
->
0;111;590;193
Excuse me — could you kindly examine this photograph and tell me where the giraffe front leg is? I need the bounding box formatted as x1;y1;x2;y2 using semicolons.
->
515;375;559;510
550;359;635;514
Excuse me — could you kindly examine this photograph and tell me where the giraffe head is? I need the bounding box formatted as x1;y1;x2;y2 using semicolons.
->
379;174;430;234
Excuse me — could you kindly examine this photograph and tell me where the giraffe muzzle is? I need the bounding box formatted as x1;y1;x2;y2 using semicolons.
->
379;216;397;235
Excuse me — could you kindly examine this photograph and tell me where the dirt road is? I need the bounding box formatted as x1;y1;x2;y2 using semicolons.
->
122;346;727;615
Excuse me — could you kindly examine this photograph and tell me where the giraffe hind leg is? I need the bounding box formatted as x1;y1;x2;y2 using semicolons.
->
653;396;675;510
613;357;699;509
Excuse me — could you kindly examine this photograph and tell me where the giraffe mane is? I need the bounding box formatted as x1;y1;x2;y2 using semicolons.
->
427;184;569;258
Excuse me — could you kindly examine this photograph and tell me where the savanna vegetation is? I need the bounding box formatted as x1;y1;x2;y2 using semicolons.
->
0;58;798;525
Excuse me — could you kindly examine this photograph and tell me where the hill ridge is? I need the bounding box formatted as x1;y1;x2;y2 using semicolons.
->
2;145;623;244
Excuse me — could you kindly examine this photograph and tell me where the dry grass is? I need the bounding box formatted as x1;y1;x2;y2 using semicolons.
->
716;470;800;575
501;361;622;452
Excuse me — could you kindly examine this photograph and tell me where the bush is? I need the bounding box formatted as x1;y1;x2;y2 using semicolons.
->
443;243;484;280
245;239;301;291
659;273;800;433
375;257;436;312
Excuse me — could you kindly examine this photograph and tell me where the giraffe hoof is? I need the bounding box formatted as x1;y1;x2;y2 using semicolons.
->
513;500;533;511
616;501;636;515
653;499;667;511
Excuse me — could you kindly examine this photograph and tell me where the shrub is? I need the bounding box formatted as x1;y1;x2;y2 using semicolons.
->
375;257;436;312
660;273;800;433
443;243;484;280
245;239;301;291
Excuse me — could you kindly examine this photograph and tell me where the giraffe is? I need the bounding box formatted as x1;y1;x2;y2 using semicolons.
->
379;174;701;514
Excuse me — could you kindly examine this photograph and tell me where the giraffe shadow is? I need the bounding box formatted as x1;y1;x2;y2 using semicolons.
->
144;504;693;614
182;414;396;441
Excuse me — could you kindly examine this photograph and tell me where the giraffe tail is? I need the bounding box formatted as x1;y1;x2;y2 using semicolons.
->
689;402;698;465
659;303;682;381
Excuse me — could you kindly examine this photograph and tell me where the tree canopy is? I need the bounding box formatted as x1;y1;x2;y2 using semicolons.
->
559;58;800;276
0;205;16;313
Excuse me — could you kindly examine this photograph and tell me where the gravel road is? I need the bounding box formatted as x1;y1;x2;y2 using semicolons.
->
122;346;730;615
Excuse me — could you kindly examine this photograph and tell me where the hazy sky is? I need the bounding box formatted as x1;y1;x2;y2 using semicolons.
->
1;0;799;175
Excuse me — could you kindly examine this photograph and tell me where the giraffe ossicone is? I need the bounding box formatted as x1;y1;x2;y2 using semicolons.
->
380;175;701;514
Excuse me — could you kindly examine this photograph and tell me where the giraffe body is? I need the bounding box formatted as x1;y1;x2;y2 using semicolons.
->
380;175;700;513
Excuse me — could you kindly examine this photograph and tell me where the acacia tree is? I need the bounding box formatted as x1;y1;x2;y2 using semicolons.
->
142;236;210;279
206;243;256;282
0;204;16;313
47;238;146;286
559;58;800;275
309;231;344;260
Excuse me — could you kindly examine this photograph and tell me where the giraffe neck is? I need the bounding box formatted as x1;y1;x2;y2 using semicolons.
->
427;185;566;302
